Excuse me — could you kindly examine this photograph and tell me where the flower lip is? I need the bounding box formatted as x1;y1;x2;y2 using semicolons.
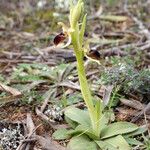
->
86;50;101;60
53;32;67;46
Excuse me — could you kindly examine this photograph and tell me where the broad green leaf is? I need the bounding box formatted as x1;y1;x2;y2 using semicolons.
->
99;114;109;132
67;135;97;150
124;126;147;137
125;137;143;146
67;129;80;135
99;111;115;132
52;129;70;140
104;135;131;150
67;124;98;140
101;122;138;139
95;140;116;150
65;107;91;126
65;116;78;129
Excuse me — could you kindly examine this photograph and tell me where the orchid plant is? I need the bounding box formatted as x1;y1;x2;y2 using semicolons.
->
54;0;102;136
52;0;145;150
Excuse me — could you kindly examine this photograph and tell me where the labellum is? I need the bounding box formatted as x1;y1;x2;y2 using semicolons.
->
86;50;101;61
53;32;67;46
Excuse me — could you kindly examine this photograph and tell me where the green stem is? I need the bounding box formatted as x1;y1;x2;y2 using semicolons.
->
76;52;100;137
71;31;99;137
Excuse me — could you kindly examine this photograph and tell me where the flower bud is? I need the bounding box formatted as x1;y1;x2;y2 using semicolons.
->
71;0;83;28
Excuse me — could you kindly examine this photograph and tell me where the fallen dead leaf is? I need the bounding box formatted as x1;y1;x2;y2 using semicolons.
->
120;98;144;110
102;85;113;106
0;82;21;96
34;135;67;150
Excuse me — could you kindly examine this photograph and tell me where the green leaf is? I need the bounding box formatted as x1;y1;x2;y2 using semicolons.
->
65;116;78;129
67;124;98;140
124;126;147;137
67;135;97;150
52;129;70;140
99;111;115;132
79;14;86;45
104;135;131;150
96;135;130;150
101;122;138;139
65;107;91;126
125;137;143;146
92;99;102;136
95;140;116;150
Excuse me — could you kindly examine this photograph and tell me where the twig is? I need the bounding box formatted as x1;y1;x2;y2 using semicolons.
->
55;81;80;90
16;113;42;150
125;0;150;40
102;40;150;57
40;89;55;113
131;102;150;122
143;110;150;137
140;42;150;51
16;124;42;150
34;48;48;61
21;138;36;143
35;107;57;130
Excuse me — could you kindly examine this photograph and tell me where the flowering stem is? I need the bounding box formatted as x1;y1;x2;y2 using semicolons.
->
54;0;101;137
71;30;100;137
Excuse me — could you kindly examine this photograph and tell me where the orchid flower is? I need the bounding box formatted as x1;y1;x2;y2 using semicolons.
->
53;22;74;48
